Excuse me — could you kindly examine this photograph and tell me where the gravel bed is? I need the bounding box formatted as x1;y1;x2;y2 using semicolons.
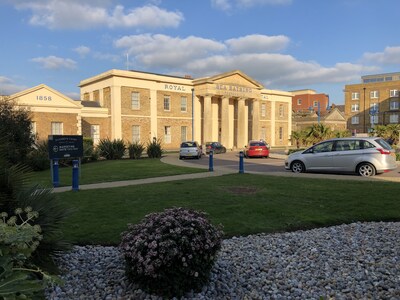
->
46;222;400;299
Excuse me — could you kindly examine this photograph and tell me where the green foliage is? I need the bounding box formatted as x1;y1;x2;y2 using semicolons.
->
291;127;350;148
26;140;50;171
97;138;126;160
82;138;99;163
0;208;61;299
0;99;36;165
128;141;145;159
120;207;223;298
146;138;163;158
370;124;400;146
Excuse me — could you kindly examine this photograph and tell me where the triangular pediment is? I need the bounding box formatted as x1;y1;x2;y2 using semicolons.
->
323;108;345;121
194;70;264;89
9;84;81;108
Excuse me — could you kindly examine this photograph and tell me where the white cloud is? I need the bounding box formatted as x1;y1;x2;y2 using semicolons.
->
114;33;376;89
31;56;77;70
226;34;289;54
73;46;91;57
0;76;28;95
362;46;400;65
212;0;291;11
12;1;183;29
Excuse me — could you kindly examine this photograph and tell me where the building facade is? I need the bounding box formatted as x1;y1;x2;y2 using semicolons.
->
344;72;400;134
79;69;292;149
6;69;292;150
291;89;329;114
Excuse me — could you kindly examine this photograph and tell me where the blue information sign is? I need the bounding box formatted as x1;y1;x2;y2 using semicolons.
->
48;135;83;159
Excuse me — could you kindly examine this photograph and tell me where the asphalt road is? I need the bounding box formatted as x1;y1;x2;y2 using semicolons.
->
172;150;400;182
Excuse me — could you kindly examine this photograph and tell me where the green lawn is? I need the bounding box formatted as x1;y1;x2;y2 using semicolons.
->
54;171;400;246
31;158;206;187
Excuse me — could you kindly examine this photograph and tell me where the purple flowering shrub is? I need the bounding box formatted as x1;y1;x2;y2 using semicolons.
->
119;207;223;298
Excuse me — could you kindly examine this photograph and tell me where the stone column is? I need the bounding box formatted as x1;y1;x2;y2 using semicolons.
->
110;85;122;139
252;99;260;140
203;95;212;143
220;96;230;148
237;98;246;149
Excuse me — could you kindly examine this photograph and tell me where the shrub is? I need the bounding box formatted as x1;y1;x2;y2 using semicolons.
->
146;138;163;158
120;207;224;298
82;137;99;163
26;140;50;171
128;141;145;159
97;138;126;160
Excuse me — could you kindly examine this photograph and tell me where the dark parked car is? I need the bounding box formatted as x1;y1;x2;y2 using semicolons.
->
205;142;226;154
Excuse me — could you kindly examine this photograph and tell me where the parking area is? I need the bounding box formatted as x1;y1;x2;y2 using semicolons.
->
164;150;400;182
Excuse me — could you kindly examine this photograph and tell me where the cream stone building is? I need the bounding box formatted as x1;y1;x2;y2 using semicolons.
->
5;69;292;150
79;69;292;149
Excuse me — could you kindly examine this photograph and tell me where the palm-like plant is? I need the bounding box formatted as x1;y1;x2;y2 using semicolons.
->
305;123;332;144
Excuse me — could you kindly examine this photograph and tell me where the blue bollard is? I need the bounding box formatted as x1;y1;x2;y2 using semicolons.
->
52;158;59;187
72;160;79;191
239;151;244;174
209;150;214;171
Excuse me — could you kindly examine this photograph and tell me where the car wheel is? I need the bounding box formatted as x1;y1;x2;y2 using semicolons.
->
291;161;305;173
179;156;183;160
357;163;376;177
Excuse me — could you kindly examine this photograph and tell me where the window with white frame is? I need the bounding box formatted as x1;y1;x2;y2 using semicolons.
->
91;125;100;145
370;103;379;114
297;99;302;105
370;90;379;99
351;92;360;100
279;105;284;117
313;101;318;107
261;103;266;117
164;126;171;143
164;95;170;111
132;125;140;143
351;104;359;112
180;96;187;112
351;116;359;124
51;122;63;135
390;90;399;97
261;127;266;141
370;115;378;125
131;92;140;109
181;126;187;142
389;114;399;123
390;100;399;110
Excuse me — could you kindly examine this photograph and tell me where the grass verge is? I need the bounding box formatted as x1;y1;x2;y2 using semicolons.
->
56;173;400;245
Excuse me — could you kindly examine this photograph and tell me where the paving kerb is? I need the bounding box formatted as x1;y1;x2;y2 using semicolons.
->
52;152;399;193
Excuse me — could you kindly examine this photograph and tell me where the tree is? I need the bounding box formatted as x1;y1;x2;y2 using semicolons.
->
0;98;35;164
305;123;332;144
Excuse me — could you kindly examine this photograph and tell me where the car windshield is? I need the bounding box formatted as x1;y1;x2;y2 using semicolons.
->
181;142;196;148
375;138;392;150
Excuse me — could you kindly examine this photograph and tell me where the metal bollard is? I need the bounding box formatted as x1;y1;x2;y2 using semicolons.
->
52;158;59;187
239;151;244;174
72;160;79;191
209;150;214;171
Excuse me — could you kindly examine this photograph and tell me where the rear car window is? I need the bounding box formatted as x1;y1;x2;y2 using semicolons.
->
181;142;196;148
250;142;266;147
374;138;392;150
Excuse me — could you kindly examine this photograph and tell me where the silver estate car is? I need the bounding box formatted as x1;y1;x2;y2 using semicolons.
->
179;141;202;159
285;137;397;177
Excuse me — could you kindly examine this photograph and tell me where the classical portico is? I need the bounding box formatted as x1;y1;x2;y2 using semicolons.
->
193;71;264;149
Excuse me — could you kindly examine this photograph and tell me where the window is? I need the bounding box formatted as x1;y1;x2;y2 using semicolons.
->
390;114;399;123
180;96;187;112
164;95;170;111
181;126;187;142
390;90;399;97
370;103;379;114
370;90;379;99
51;122;63;135
91;125;100;145
351;104;359;112
370;115;378;125
297;99;302;105
164;126;171;143
313;101;318;107
261;104;266;117
351;116;359;124
390;100;399;110
312;141;334;153
131;92;140;109
132;125;140;143
279;127;283;140
351;92;360;100
279;105;284;117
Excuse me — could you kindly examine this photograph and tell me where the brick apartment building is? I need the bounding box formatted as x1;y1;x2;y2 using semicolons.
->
291;89;329;114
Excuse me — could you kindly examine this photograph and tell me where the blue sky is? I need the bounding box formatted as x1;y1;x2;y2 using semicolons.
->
1;0;400;104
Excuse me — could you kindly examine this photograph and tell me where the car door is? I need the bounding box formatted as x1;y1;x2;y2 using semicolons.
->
303;141;335;170
331;140;359;171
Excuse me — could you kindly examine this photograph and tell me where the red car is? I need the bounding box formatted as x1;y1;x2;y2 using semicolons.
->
245;140;270;158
